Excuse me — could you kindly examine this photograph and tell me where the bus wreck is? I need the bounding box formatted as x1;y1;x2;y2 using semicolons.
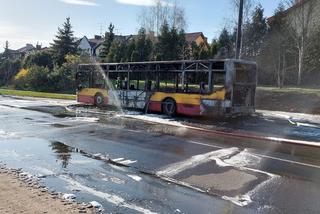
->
76;59;257;117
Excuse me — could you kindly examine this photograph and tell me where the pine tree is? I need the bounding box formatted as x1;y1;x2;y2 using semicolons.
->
135;28;153;61
100;23;115;59
157;22;186;60
242;4;267;58
156;21;171;60
51;17;77;65
131;50;139;62
3;41;11;60
107;41;127;63
216;28;234;58
126;39;136;62
210;39;219;58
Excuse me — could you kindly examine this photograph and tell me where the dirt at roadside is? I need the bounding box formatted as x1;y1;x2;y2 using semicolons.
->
256;90;320;115
0;167;94;214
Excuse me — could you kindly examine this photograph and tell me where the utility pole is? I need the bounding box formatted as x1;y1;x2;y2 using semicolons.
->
235;0;244;59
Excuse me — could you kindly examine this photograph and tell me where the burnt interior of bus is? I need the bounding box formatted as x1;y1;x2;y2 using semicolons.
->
232;62;257;107
77;60;226;94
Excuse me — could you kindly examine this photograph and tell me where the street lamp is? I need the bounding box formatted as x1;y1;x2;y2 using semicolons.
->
235;0;244;59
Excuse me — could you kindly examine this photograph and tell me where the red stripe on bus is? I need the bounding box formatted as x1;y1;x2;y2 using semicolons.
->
148;101;201;116
77;95;109;106
148;101;162;112
77;95;94;104
177;104;201;116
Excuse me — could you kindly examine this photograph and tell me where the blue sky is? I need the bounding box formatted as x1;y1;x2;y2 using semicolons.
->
0;0;282;50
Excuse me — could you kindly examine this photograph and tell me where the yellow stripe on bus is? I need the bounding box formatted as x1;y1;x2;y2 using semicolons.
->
77;88;108;97
150;89;226;105
78;88;226;106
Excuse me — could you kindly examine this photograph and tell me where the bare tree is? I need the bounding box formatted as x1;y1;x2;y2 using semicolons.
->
231;0;258;24
138;0;187;35
283;0;317;85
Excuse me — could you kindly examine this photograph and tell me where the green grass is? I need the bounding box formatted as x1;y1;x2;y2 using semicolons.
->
257;86;320;94
0;89;76;100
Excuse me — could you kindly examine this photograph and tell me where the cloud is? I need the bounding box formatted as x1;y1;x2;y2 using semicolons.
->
59;0;98;6
116;0;172;7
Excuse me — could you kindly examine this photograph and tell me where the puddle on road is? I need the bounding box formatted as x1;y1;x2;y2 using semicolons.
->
51;123;72;128
287;126;320;141
0;137;248;214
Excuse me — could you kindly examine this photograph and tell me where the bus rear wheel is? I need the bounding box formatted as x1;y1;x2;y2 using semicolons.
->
162;98;176;117
94;93;104;107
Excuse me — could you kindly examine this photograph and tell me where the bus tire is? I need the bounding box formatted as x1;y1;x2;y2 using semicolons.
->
94;93;104;107
162;98;176;117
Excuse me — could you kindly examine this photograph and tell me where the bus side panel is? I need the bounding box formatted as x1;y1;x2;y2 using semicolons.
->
77;88;109;106
176;104;201;116
149;92;202;116
149;91;227;116
77;94;95;104
148;101;162;112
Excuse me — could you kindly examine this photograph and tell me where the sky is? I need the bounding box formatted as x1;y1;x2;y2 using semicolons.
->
0;0;282;50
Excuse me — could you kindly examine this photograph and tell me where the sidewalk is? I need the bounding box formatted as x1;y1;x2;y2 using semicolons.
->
0;167;93;214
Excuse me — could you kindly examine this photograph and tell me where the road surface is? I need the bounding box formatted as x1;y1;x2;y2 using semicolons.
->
1;95;320;213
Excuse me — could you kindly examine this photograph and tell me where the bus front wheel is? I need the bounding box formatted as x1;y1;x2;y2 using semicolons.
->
94;93;104;107
162;98;176;117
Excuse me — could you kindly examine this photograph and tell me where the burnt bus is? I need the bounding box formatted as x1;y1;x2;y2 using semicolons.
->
76;59;257;117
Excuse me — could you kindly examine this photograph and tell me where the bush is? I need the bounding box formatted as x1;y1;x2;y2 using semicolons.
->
0;59;22;86
13;54;81;93
26;66;51;91
23;52;54;69
13;69;29;90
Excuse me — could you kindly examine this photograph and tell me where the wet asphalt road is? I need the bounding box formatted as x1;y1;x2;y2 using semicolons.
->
1;95;320;213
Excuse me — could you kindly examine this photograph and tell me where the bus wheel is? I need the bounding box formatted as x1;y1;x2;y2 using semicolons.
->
162;98;176;117
94;93;104;107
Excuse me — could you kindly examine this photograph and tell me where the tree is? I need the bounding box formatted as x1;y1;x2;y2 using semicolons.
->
24;65;51;91
139;0;186;35
156;22;186;60
107;41;127;63
126;39;136;62
2;41;11;60
210;39;219;58
131;50;140;62
242;4;268;58
283;0;317;85
258;3;289;88
231;0;258;24
302;27;320;85
216;28;235;58
134;28;153;61
99;23;115;60
23;51;54;69
0;59;21;86
51;17;77;65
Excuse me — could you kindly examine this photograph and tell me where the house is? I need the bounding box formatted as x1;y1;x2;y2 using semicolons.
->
7;49;22;60
17;43;37;58
185;32;209;50
77;36;102;57
3;43;40;60
78;34;135;58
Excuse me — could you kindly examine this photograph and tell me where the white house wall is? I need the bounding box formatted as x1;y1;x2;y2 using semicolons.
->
78;37;93;56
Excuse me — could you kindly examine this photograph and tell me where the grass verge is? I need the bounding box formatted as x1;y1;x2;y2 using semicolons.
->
258;86;320;94
0;89;76;100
